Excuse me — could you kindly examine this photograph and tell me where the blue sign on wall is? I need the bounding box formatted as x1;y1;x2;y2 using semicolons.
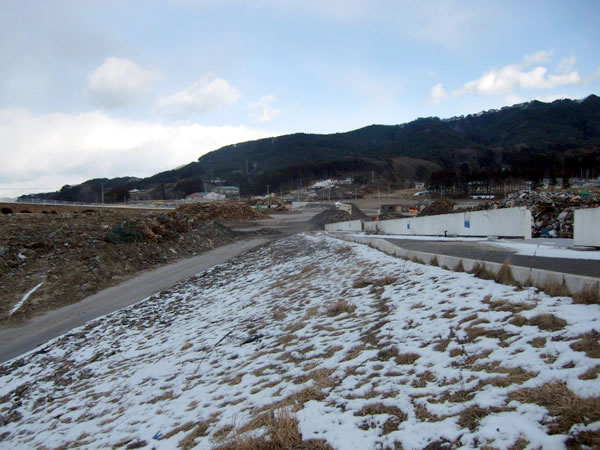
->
407;223;410;229
464;220;470;228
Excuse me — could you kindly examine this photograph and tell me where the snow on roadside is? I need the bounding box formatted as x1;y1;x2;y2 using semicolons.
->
0;233;599;449
486;240;600;260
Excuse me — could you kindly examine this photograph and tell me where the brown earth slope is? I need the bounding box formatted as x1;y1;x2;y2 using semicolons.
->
0;202;267;322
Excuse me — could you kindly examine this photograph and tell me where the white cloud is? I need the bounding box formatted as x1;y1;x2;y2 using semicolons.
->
523;49;554;66
87;57;158;107
0;109;272;196
155;75;240;116
583;65;600;85
556;55;576;74
248;95;280;122
427;83;448;104
452;62;580;97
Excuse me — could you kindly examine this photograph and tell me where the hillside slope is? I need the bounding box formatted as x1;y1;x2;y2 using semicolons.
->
198;95;600;172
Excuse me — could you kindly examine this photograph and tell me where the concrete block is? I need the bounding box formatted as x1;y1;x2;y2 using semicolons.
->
574;207;600;247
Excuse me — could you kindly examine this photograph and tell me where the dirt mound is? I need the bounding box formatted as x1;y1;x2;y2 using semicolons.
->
0;204;267;322
417;198;456;217
310;204;367;230
348;203;368;220
176;201;266;222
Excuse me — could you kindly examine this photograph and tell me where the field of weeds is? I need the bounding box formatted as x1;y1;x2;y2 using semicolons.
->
0;233;599;449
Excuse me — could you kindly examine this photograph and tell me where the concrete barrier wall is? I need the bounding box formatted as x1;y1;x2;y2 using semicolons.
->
325;220;363;232
574;208;600;247
362;207;532;239
333;234;599;300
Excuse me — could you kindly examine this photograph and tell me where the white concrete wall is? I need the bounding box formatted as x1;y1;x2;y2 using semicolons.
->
325;220;363;232
574;207;600;247
362;207;532;238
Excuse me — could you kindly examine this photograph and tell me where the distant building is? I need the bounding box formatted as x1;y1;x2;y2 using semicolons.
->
414;182;425;190
214;186;240;200
128;189;144;201
185;192;226;201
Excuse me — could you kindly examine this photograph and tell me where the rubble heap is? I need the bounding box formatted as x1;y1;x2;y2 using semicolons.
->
475;190;600;238
417;198;456;217
0;202;267;321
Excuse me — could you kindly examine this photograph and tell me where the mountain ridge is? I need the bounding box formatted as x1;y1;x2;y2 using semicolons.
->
21;95;600;201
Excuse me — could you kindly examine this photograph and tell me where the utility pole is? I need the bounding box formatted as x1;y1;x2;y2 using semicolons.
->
101;183;104;207
267;184;270;196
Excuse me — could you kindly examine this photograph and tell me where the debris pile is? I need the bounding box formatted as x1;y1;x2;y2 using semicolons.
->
417;198;456;217
310;204;367;230
475;190;600;238
103;202;266;244
176;201;266;222
0;202;267;321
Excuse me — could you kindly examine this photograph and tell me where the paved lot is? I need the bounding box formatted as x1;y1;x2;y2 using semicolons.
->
383;238;600;279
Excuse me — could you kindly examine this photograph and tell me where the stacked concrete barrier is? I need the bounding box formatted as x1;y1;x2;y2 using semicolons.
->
325;219;363;232
358;207;532;239
574;207;600;247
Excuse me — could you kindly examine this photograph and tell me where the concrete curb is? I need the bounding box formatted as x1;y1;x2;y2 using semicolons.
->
329;232;600;300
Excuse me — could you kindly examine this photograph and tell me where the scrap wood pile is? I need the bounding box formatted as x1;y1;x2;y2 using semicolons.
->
0;202;265;320
475;190;600;238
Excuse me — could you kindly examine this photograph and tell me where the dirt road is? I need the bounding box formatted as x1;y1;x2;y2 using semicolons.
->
0;238;268;363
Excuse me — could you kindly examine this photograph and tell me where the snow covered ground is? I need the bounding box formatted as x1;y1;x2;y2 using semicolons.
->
1;233;599;449
486;240;600;261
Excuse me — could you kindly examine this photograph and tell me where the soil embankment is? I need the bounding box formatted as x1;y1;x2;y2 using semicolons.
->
0;202;268;322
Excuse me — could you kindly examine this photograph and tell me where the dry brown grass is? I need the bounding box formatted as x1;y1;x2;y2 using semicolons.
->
528;337;547;348
572;282;600;305
214;408;333;450
215;408;331;450
469;262;495;280
429;256;439;267
541;277;571;297
334;245;352;256
284;321;305;333
177;422;210;449
570;331;600;358
457;406;513;432
433;338;451;352
376;346;399;361
495;258;515;285
579;365;600;380
340;345;364;362
483;298;536;314
509;381;600;434
354;403;407;435
352;275;396;289
272;308;287;321
326;300;356;317
411;370;436;388
147;390;175;404
157;421;195;440
528;313;567;331
454;260;465;272
395;353;420;365
463;326;514;343
180;342;192;351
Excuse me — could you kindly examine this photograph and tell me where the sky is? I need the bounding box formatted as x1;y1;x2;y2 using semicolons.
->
1;0;599;197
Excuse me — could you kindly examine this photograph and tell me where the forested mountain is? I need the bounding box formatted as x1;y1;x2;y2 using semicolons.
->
23;95;600;201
